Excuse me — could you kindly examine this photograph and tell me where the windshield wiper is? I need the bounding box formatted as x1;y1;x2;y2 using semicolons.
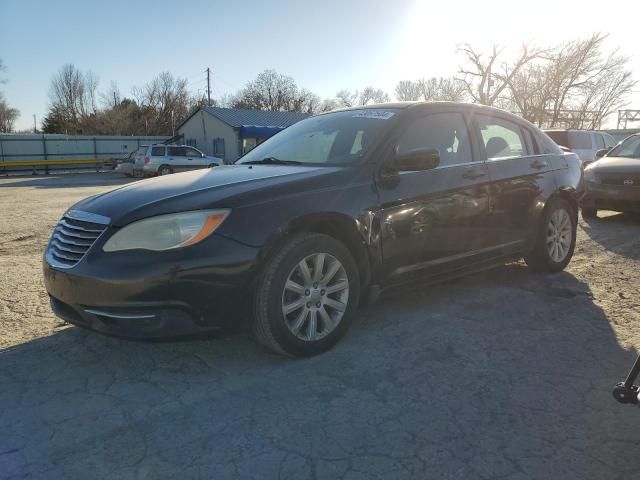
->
241;157;303;166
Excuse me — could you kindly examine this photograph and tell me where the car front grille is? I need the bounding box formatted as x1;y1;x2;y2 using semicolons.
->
47;214;109;268
601;176;640;187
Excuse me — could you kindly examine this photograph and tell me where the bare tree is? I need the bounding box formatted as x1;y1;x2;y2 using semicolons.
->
419;77;467;102
335;87;390;107
335;89;359;108
232;70;296;111
0;60;19;132
0;94;19;133
99;81;122;109
458;43;541;106
395;77;466;102
132;72;190;135
49;64;99;126
395;80;422;101
504;34;636;128
359;87;390;105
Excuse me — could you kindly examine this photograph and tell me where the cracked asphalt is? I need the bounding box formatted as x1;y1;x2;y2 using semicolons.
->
1;173;640;479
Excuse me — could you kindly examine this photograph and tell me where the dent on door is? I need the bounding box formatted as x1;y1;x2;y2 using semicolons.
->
378;165;491;279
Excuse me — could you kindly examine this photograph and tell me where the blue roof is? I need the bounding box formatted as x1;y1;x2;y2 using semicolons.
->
201;106;310;129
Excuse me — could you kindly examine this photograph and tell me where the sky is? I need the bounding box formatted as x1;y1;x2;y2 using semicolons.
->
2;0;640;131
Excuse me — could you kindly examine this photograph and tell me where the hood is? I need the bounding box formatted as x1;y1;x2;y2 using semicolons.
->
71;164;342;226
591;156;640;173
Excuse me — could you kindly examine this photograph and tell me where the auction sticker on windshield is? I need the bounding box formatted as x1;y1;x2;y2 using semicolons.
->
351;110;395;120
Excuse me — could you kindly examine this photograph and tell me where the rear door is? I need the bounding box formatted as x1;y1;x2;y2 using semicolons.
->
376;108;492;282
568;131;593;162
166;146;187;171
473;113;557;253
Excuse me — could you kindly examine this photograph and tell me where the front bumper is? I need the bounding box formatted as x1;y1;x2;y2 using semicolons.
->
43;233;260;339
582;182;640;212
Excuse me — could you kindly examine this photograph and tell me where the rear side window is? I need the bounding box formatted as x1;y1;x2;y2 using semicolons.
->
397;112;472;166
476;115;526;159
167;146;186;156
151;146;165;156
604;134;617;148
545;131;569;148
567;131;592;149
594;133;605;149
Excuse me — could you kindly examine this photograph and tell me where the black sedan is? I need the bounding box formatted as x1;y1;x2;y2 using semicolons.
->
582;134;640;218
44;102;582;356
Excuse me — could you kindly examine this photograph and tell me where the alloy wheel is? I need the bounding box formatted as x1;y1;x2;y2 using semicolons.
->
546;208;572;262
281;253;349;341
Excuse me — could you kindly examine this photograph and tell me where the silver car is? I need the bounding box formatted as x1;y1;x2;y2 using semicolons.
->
114;149;139;177
135;145;223;176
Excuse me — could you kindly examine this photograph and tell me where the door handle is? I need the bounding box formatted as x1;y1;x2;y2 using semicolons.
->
530;159;548;169
462;169;486;180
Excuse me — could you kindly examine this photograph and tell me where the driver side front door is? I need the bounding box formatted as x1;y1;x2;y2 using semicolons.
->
376;110;492;284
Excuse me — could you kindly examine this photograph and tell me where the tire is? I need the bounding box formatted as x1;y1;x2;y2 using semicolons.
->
208;163;216;168
582;207;597;219
158;165;173;176
251;233;360;357
524;198;577;273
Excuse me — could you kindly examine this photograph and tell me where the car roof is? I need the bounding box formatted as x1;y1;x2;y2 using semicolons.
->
323;101;526;117
148;144;198;148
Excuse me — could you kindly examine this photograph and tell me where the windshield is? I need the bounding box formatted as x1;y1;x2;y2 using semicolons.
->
608;135;640;159
236;109;398;166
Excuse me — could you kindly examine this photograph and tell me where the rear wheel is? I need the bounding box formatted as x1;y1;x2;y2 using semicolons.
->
158;165;173;176
251;233;360;357
525;198;576;272
582;207;597;219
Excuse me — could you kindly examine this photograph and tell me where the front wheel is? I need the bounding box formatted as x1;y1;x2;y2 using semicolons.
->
525;198;577;272
251;233;360;357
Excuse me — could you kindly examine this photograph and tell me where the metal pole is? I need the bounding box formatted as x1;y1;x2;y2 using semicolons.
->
42;134;48;175
206;67;212;106
33;114;37;133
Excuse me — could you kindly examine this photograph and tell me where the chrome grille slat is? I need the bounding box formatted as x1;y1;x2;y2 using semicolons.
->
55;225;102;239
50;240;86;254
46;213;109;269
52;232;94;247
59;218;105;233
51;249;82;262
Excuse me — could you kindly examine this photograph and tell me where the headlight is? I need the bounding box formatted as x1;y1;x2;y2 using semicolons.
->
103;210;230;252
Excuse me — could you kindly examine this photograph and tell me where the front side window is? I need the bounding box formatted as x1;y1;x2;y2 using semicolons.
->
167;146;186;157
237;109;397;165
608;135;640;159
396;112;471;167
185;147;202;157
150;146;165;156
476;115;526;160
594;133;605;149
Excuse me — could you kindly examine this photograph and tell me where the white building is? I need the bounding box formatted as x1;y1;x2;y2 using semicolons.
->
176;107;310;163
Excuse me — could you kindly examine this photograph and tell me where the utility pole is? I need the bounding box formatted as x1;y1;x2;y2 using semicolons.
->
206;67;212;106
33;114;37;133
113;91;117;108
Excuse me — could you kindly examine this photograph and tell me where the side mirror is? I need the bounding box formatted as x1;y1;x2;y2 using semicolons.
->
395;148;440;171
595;148;609;159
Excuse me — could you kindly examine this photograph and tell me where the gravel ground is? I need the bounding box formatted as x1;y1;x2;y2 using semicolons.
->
1;173;640;479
